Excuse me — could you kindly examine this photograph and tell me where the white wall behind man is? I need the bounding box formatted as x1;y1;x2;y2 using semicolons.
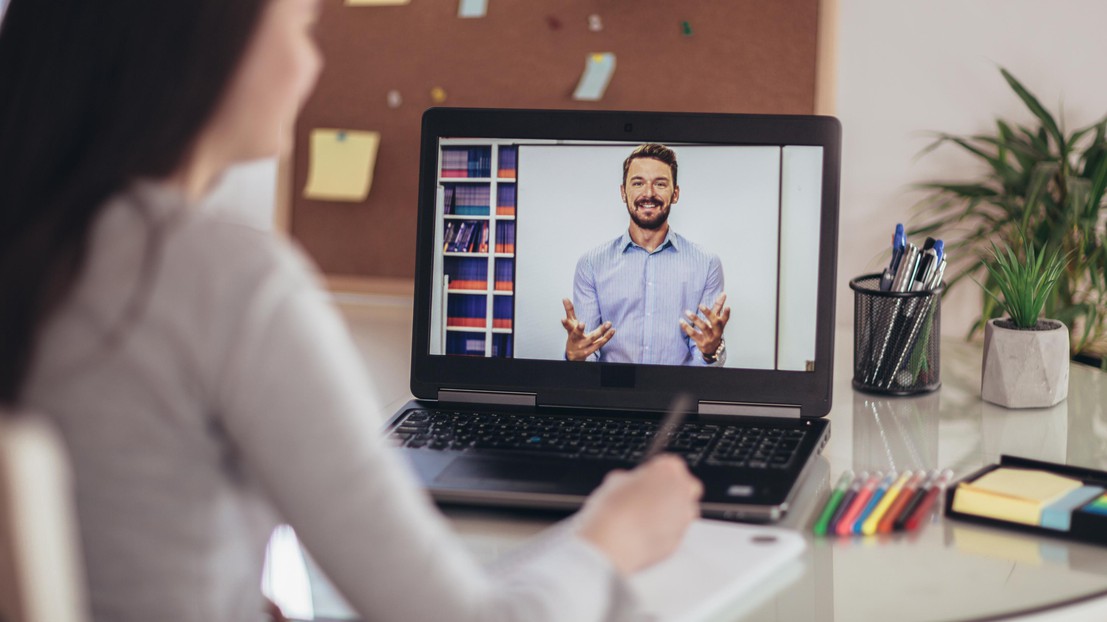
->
835;0;1107;338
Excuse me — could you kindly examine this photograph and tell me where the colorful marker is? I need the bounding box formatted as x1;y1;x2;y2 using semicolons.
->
862;471;912;535
894;470;937;531
878;471;926;534
836;472;881;536
904;469;954;531
853;472;897;534
827;472;866;535
814;471;855;536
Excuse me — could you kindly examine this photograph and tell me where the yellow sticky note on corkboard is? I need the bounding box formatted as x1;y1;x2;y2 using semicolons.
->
304;129;380;202
346;0;410;6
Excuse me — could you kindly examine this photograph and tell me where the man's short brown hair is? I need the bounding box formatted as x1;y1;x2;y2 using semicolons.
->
622;144;678;186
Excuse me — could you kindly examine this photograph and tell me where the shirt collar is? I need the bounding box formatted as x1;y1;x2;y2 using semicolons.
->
620;228;680;254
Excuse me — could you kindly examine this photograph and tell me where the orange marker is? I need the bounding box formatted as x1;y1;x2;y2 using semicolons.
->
878;471;925;534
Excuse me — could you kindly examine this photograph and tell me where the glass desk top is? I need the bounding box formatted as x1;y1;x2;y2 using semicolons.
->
282;304;1107;622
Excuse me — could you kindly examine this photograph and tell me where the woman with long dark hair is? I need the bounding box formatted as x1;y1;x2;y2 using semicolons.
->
0;1;702;620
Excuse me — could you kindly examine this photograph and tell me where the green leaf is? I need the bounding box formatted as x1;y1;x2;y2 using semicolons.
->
1067;177;1091;221
1005;65;1062;147
1084;146;1107;213
1023;162;1057;230
915;182;999;198
980;235;1070;328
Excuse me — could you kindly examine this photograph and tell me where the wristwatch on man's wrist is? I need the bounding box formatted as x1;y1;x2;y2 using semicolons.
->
703;338;726;364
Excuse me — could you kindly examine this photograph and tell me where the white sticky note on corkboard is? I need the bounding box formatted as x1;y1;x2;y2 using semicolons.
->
573;53;616;101
304;129;381;202
458;0;487;18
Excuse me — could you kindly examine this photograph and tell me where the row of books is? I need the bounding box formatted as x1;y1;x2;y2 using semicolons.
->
444;185;492;216
491;333;513;357
446;293;515;330
444;257;488;290
443;220;489;253
496;184;516;216
446;294;487;328
444;257;514;291
493;258;514;291
444;332;514;357
446;332;486;356
492;296;513;330
495;221;515;254
498;146;517;179
441;147;492;178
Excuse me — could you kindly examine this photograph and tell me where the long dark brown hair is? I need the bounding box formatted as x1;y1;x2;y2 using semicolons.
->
0;0;269;404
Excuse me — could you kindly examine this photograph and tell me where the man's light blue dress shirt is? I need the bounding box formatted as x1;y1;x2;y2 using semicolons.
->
572;229;724;365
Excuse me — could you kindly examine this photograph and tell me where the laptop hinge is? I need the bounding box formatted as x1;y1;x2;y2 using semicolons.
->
438;389;537;407
698;401;801;419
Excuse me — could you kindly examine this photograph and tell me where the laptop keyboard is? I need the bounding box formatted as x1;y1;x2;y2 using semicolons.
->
388;410;807;469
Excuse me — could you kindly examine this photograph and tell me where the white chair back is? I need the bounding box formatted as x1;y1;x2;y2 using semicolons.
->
0;412;88;622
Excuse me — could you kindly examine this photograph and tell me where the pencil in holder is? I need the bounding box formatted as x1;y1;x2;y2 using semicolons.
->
850;274;942;395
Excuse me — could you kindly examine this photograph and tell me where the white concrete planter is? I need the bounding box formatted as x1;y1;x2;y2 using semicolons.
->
981;318;1069;408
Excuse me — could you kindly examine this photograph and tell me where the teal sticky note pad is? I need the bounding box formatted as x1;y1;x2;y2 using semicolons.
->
1041;486;1105;531
1082;493;1107;516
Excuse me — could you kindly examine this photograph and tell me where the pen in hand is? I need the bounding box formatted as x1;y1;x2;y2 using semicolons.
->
642;393;694;463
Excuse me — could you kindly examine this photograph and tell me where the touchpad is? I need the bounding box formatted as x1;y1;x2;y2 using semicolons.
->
435;456;570;491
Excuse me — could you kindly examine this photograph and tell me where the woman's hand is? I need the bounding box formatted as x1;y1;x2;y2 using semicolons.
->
575;454;703;575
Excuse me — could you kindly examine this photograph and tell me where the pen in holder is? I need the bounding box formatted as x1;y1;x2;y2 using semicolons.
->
851;274;942;395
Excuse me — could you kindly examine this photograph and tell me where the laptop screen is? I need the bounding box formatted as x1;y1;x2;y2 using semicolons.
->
430;140;821;371
412;109;840;417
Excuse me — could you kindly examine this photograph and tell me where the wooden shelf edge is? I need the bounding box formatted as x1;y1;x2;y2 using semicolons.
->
325;274;414;297
814;0;840;116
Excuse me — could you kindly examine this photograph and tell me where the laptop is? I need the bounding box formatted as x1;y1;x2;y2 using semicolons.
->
387;107;840;522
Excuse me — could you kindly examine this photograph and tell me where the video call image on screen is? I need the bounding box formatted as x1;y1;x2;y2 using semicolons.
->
428;139;823;372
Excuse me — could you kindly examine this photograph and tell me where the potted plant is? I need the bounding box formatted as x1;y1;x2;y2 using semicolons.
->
979;237;1070;408
913;68;1107;365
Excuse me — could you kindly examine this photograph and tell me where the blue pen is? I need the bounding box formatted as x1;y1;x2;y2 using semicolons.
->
853;472;897;534
881;224;907;291
933;239;944;264
892;224;906;268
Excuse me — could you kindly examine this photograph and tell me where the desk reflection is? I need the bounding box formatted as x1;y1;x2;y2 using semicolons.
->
851;391;939;475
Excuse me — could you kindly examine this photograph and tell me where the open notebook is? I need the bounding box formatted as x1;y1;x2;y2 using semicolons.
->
275;518;806;622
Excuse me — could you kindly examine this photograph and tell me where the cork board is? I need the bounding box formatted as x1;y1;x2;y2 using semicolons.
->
288;0;829;288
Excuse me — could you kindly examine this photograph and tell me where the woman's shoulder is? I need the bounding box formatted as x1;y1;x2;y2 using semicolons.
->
99;181;321;306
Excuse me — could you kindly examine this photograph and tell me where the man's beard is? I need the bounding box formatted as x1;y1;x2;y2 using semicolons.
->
627;198;670;230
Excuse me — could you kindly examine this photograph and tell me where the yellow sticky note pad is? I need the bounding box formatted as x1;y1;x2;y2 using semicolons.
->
952;467;1083;526
969;468;1082;501
304;129;380;202
346;0;410;6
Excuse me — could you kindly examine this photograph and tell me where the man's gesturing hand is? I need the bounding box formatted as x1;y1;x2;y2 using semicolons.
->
679;292;731;361
561;298;615;361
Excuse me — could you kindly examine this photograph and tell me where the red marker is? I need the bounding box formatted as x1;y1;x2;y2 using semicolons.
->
878;471;925;534
835;472;881;536
904;469;953;531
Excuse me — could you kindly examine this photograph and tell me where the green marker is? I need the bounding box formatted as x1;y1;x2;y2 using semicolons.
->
814;471;854;536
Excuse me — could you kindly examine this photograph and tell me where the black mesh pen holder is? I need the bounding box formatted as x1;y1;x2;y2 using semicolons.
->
850;274;942;395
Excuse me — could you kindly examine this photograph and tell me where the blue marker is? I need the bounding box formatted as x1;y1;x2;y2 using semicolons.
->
853;472;896;534
933;239;944;264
